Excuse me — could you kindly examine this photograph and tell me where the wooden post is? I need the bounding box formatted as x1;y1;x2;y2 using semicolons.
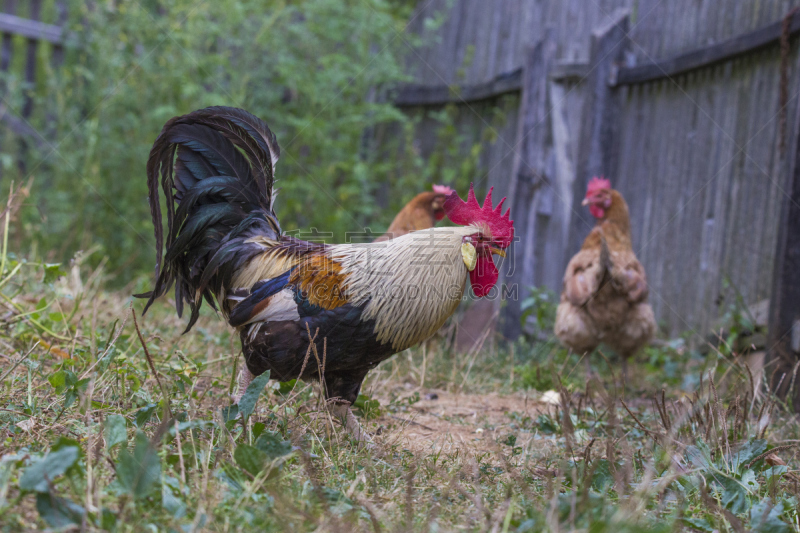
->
501;34;556;339
568;9;630;256
22;0;42;120
767;95;800;410
1;0;16;73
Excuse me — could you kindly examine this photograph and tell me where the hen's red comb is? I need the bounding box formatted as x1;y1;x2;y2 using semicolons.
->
433;184;454;195
444;183;514;247
586;176;611;195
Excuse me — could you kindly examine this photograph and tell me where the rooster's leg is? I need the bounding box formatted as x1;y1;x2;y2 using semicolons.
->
231;364;255;404
327;401;371;443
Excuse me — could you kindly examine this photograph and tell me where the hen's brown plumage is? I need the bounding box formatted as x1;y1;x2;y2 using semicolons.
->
374;188;451;242
554;186;656;378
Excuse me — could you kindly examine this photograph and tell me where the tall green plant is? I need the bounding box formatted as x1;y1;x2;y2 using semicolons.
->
11;0;428;282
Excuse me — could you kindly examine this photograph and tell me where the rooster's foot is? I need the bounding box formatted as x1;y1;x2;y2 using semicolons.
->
327;401;373;446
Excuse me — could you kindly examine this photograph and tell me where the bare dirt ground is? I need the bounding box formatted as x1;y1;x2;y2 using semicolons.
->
373;389;555;456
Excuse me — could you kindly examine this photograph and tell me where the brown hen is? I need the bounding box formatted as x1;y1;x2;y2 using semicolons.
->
374;185;453;242
554;177;656;381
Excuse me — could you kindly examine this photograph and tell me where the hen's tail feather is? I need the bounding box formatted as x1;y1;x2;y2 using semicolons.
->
142;107;282;331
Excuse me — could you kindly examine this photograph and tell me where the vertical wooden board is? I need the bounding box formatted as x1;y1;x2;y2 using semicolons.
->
431;0;462;84
744;54;777;299
658;82;686;330
735;56;767;302
454;0;478;84
757;54;789;298
470;0;495;82
672;79;701;330
709;64;736;332
672;79;696;326
717;62;744;323
726;61;752;301
622;85;648;246
504;0;522;75
630;0;656;57
496;0;514;77
694;68;723;331
484;0;504;78
683;74;712;330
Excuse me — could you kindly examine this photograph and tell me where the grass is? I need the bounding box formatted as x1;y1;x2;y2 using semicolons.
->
1;210;800;531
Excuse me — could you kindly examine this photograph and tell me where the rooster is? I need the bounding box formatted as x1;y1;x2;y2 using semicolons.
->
141;107;514;440
554;177;655;381
374;184;454;242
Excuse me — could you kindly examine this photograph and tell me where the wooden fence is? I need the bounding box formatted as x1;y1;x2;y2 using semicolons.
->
397;0;800;350
0;0;65;148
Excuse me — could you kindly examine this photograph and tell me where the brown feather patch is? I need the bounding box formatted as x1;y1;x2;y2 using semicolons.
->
289;255;350;310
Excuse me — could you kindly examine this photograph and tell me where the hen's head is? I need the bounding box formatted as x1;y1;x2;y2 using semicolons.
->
444;184;514;297
582;177;613;219
431;184;454;220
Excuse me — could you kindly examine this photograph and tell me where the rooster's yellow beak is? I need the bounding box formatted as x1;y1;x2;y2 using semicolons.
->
489;247;506;258
461;242;477;271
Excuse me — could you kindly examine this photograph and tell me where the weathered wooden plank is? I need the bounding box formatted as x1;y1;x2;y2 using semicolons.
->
616;10;800;86
569;9;631;255
549;62;589;82
0;11;61;44
767;72;800;410
399;0;800;338
394;60;590;106
394;67;522;106
1;0;17;72
502;36;557;339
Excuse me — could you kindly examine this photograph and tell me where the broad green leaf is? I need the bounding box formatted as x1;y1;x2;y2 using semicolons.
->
238;370;271;421
36;493;85;528
116;431;160;499
750;498;791;533
741;469;759;492
729;439;768;472
764;465;789;482
43;263;66;284
233;444;268;476
48;371;66;392
277;380;296;395
680;517;714;533
104;415;128;450
254;431;292;460
48;370;76;394
162;476;186;518
686;440;714;469
715;473;748;515
354;394;382;420
100;508;117;530
19;446;80;493
221;405;239;424
134;403;158;427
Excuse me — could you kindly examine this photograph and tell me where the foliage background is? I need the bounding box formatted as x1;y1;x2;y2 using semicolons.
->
3;0;482;284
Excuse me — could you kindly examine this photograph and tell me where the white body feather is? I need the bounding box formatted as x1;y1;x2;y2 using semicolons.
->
331;226;478;350
229;225;480;351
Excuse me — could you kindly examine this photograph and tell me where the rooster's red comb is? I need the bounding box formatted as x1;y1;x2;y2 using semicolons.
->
586;176;611;196
444;184;514;247
432;184;454;195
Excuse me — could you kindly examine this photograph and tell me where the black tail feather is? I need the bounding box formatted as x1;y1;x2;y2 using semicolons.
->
142;107;282;331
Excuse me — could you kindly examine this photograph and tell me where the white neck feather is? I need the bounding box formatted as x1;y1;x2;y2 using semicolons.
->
330;226;479;350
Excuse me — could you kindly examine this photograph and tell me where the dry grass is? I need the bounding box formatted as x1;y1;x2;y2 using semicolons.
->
1;247;800;531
